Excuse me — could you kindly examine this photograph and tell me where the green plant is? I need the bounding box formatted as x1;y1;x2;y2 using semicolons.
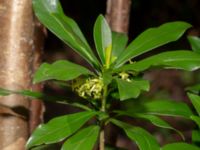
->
186;35;200;147
186;35;200;94
2;0;200;149
187;93;200;146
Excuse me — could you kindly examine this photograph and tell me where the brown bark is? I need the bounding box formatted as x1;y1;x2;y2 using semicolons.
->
106;0;131;34
29;19;45;133
0;0;35;149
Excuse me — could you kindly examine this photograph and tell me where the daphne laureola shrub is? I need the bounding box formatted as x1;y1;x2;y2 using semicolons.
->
1;0;200;149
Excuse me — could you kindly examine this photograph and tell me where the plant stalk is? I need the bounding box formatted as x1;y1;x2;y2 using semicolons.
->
99;129;105;150
99;85;108;150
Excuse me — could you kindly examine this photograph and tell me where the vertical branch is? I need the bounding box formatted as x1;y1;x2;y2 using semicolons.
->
29;19;45;133
106;0;131;34
0;0;34;149
99;85;108;150
104;0;132;148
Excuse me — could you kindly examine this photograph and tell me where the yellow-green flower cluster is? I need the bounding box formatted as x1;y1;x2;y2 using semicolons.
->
73;77;104;99
118;72;131;82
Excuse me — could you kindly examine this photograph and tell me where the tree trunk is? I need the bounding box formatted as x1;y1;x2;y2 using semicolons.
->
29;19;45;133
0;0;35;149
106;0;131;34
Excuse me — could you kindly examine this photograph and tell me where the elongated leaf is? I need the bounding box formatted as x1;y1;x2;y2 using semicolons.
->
142;100;193;118
94;15;112;64
117;51;200;72
0;88;55;101
115;22;191;67
188;93;200;116
191;115;200;128
192;130;200;144
162;143;200;150
0;88;91;110
0;88;12;96
125;100;193;118
61;125;99;150
33;0;99;68
111;119;160;150
116;111;183;139
112;32;128;60
186;84;200;95
26;111;97;149
33;60;93;83
116;78;149;100
188;36;200;53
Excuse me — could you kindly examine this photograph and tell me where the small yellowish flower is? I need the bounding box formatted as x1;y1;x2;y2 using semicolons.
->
119;72;131;82
72;77;104;99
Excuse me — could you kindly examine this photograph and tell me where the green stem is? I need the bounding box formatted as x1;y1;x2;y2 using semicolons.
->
101;86;107;112
99;85;108;150
99;129;105;150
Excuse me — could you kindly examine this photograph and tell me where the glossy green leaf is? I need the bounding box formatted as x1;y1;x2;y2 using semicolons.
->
61;125;99;150
115;78;149;100
112;32;128;61
117;51;200;72
116;111;183;139
26;111;97;149
0;88;52;101
188;93;200;116
125;100;193;118
94;15;112;64
33;0;99;68
142;100;193;118
115;22;191;67
0;88;91;110
186;84;200;95
192;130;200;144
191;115;200;128
33;60;93;83
111;119;160;150
0;88;12;96
188;36;200;53
162;143;200;150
